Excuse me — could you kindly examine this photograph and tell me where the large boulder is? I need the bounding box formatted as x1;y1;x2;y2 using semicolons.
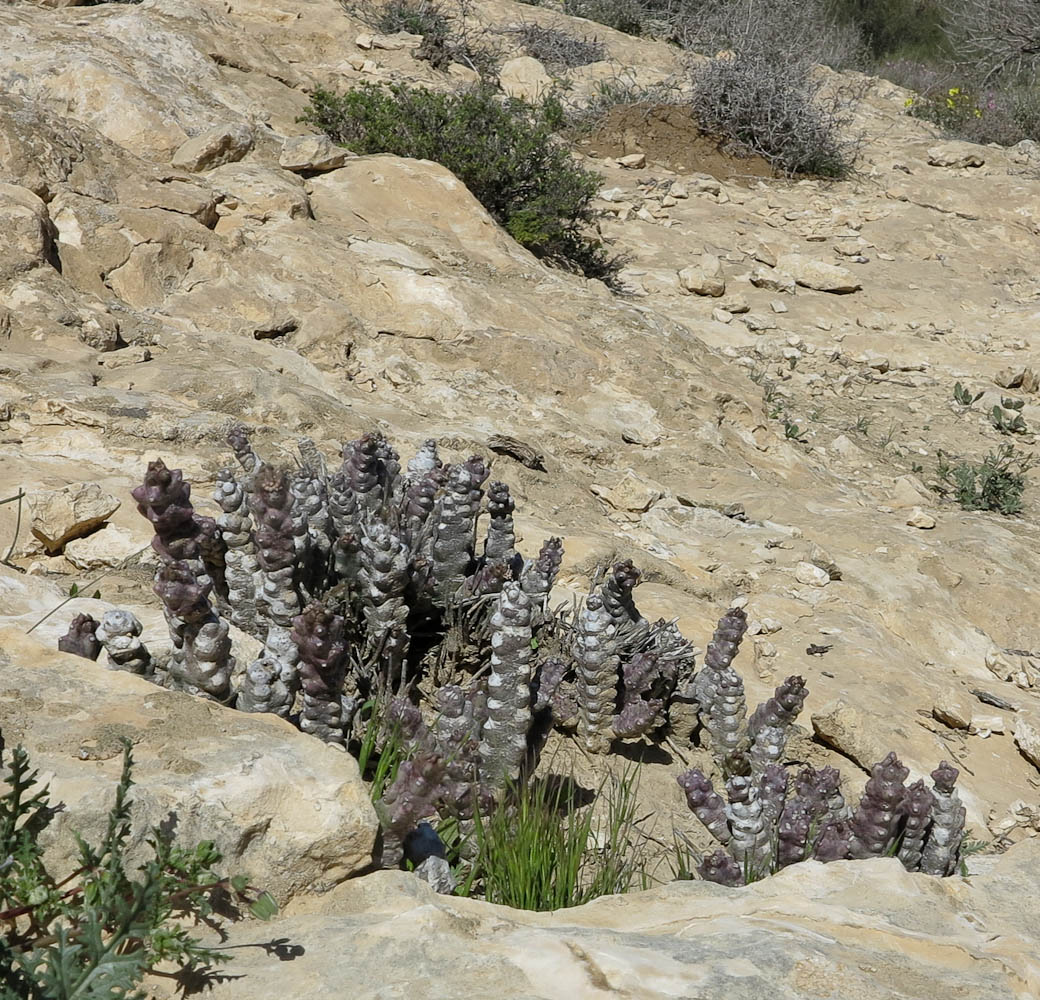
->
202;841;1040;999
0;628;379;903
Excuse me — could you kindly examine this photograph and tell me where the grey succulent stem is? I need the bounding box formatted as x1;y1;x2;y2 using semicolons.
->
431;464;482;601
677;768;731;847
479;583;534;787
574;594;619;753
484;481;516;563
919;761;966;876
358;517;410;680
600;559;644;628
292;603;350;745
692;607;748;727
95;609;151;676
214;468;260;636
236;651;295;717
704;666;747;762
848;751;909;860
897;779;936;872
153;561;234;702
725;775;771;873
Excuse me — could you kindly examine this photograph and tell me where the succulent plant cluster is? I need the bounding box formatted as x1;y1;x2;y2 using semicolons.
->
677;608;967;884
58;429;967;886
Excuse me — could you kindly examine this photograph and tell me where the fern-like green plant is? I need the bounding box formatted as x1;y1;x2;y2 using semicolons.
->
0;737;276;999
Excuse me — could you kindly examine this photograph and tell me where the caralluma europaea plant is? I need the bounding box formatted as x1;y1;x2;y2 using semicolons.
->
675;606;967;885
59;429;969;893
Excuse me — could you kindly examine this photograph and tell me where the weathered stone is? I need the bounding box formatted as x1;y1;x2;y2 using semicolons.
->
932;690;972;729
204;841;1040;1000
812;700;892;771
618;152;646;169
776;253;861;293
64;523;144;570
172;123;254;172
0;628;378;903
1014;716;1040;770
207;163;311;222
497;56;552;102
749;265;795;294
279;134;350;173
795;561;830;587
592;473;662;512
678;255;724;296
28;482;120;554
0;182;54;280
927;142;985;168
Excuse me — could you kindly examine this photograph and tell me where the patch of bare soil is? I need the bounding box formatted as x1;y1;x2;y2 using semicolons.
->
577;103;777;181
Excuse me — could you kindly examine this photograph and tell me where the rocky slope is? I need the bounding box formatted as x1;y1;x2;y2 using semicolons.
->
1;0;1039;994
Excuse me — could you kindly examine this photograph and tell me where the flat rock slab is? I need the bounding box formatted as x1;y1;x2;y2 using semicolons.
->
201;842;1040;1000
27;481;120;553
0;627;378;903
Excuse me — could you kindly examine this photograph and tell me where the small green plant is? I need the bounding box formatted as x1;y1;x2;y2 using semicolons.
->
851;414;872;435
784;420;808;442
990;397;1027;435
301;84;621;283
952;381;984;408
936;443;1033;514
0;738;275;998
906;85;983;130
458;767;647;911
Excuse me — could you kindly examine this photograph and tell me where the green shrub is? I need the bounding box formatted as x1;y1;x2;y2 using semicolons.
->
0;738;275;998
828;0;948;62
301;84;620;283
689;53;861;176
375;0;450;37
936;443;1032;515
458;767;647;911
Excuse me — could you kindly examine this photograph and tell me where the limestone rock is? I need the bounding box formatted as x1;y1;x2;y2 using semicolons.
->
1014;716;1040;770
206;842;1040;1000
172;123;254;172
207;163;311;222
985;647;1039;690
28;482;120;554
279;134;350;173
889;474;931;509
932;690;972;729
617;152;646;169
64;523;144;570
776;253;861;293
678;254;725;296
749;265;795;294
0;182;55;280
497;57;552;102
811;699;890;770
906;507;936;529
592;473;662;512
795;561;830;586
0;628;378;902
927;142;985;168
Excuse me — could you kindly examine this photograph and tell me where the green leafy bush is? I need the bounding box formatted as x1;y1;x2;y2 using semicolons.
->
301;84;620;282
936;443;1032;514
0;738;275;998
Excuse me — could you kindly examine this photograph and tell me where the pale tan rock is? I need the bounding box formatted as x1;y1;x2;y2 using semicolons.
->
28;482;120;554
678;254;725;296
932;690;972;729
206;163;311;222
279;134;350;173
969;712;1006;736
64;523;144;570
1015;717;1040;769
711;307;733;323
927;142;985;168
717;294;749;313
497;56;552;102
906;507;936;529
206;842;1040;1000
172;123;254;172
985;647;1039;690
795;561;830;587
889;474;931;509
0;629;377;902
809;543;842;580
618;152;647;169
749;265;795;294
593;473;662;512
776;253;861;293
0;182;54;280
812;699;891;770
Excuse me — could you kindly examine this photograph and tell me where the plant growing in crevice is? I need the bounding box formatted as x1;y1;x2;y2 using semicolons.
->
935;443;1032;514
674;607;967;884
0;737;275;998
990;396;1027;435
